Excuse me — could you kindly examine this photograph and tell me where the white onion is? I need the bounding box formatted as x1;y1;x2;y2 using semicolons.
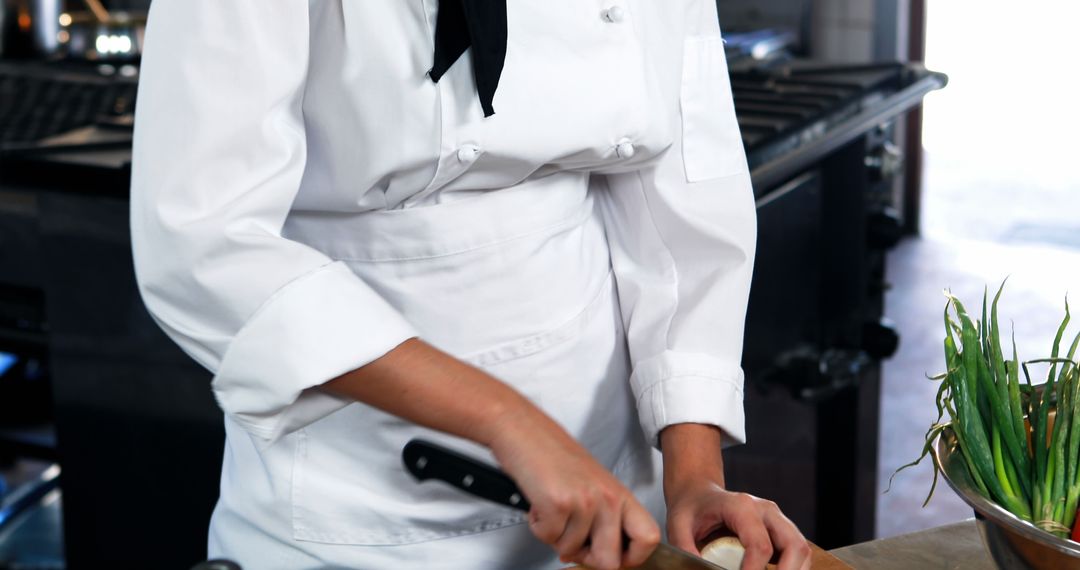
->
700;536;746;569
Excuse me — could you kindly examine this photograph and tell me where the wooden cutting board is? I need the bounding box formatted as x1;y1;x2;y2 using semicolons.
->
566;541;852;569
772;542;853;569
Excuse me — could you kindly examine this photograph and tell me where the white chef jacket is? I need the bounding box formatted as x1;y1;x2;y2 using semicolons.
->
129;0;756;568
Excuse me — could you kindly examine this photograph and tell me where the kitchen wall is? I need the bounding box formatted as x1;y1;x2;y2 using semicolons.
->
99;0;907;64
811;0;876;61
718;0;909;63
717;0;812;37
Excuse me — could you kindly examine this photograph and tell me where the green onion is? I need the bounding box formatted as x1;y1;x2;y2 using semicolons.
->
892;281;1080;537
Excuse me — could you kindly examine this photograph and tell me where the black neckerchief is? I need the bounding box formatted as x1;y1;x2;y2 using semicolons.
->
427;0;507;118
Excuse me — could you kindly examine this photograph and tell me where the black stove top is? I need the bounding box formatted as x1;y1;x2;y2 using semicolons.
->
719;28;946;190
731;61;945;192
0;61;136;149
733;62;906;170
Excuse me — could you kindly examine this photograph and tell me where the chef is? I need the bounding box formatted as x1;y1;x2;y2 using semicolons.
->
130;1;810;569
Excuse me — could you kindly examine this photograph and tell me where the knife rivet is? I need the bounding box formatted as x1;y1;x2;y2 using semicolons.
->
416;456;428;470
509;493;521;505
462;475;474;488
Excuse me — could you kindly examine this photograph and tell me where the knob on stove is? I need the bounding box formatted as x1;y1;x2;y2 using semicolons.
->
864;140;903;182
867;207;903;250
862;319;900;360
766;347;874;402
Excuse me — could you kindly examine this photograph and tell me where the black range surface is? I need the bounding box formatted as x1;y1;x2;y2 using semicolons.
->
721;47;945;547
733;60;945;190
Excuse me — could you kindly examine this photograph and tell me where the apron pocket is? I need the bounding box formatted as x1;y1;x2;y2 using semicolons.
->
289;271;635;546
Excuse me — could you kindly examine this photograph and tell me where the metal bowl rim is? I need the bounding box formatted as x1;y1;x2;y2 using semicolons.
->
935;427;1080;557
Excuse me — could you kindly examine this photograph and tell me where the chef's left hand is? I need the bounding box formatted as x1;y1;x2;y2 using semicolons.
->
660;424;811;570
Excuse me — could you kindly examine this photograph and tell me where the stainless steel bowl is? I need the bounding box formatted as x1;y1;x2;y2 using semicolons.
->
935;427;1080;569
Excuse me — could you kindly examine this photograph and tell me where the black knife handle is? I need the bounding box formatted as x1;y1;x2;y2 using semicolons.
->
403;439;531;512
403;439;638;552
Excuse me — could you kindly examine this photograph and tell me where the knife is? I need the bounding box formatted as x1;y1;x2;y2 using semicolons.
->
403;439;730;570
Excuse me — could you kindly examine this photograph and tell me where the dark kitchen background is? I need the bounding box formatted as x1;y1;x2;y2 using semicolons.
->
0;0;1076;568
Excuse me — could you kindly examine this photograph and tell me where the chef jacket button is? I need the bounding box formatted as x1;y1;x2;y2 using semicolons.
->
602;5;625;23
457;144;481;163
616;140;635;159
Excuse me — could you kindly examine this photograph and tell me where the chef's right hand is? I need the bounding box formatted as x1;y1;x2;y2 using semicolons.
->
487;408;660;570
325;340;658;567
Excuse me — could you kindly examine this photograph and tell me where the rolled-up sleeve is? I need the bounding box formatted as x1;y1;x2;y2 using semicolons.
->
598;0;756;449
130;0;418;443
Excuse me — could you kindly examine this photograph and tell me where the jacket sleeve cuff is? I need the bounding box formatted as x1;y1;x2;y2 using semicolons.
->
630;351;746;450
210;261;418;444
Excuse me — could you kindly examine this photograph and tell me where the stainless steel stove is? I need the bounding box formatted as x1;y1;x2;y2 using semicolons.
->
721;35;946;547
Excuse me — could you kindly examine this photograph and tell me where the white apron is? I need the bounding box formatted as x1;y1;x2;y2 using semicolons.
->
207;172;665;569
133;2;758;567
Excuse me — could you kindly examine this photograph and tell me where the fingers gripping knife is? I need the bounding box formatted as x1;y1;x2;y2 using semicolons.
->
402;439;730;570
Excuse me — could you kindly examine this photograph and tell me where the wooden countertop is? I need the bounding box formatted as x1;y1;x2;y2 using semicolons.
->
567;520;991;569
830;519;993;569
